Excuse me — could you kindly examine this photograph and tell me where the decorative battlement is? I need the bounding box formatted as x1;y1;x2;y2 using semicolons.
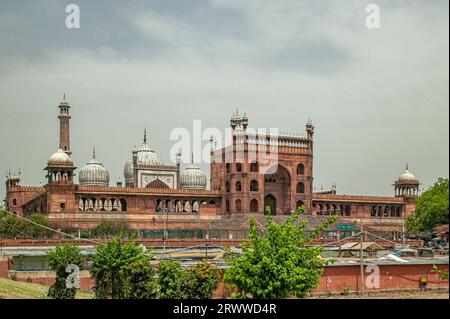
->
77;185;221;196
7;186;45;192
313;193;405;203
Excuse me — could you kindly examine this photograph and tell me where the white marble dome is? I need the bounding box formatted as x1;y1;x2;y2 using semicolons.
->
180;162;207;190
123;159;134;185
48;149;72;164
398;165;417;181
137;142;164;166
79;150;110;186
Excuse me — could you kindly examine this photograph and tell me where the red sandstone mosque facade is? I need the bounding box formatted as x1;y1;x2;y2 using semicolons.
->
4;96;420;237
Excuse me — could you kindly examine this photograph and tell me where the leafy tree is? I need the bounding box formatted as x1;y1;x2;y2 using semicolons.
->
406;178;449;233
1;215;26;238
94;219;136;239
157;259;220;299
25;214;52;238
90;238;156;299
0;213;51;238
157;261;186;299
224;205;336;299
184;259;220;299
47;245;85;299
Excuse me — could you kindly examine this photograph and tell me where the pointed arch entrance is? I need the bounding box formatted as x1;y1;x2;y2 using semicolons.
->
264;194;277;215
264;164;291;215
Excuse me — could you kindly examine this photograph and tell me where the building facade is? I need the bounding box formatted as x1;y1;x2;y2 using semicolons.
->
4;97;420;235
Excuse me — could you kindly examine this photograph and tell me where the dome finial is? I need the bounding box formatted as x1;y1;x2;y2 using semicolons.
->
406;163;409;171
144;128;147;143
191;152;194;164
92;147;96;159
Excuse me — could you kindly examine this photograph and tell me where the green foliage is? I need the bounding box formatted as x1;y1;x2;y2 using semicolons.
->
157;259;220;299
94;220;136;239
25;214;52;237
406;178;449;233
157;261;186;299
0;216;23;238
47;245;85;299
90;238;156;299
184;259;220;299
432;265;449;281
224;205;337;299
0;213;51;238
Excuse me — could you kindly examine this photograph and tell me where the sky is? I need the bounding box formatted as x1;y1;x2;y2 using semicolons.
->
0;0;448;199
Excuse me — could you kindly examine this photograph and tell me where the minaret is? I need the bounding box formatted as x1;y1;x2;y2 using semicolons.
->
58;94;71;156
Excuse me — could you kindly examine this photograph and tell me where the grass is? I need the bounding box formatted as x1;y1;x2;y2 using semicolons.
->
0;277;94;299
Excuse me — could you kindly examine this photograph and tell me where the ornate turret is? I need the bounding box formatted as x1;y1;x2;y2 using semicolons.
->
230;109;242;129
5;170;21;188
394;164;420;197
45;148;76;184
241;113;249;129
306;118;314;140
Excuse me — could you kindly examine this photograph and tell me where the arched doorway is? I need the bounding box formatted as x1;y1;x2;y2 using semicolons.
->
264;165;291;215
264;194;276;215
250;199;258;212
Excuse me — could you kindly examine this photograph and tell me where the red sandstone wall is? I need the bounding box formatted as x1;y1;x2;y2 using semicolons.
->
0;256;11;278
1;262;448;297
315;264;449;294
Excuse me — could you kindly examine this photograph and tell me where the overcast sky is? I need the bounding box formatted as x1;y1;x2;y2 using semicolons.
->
0;0;448;199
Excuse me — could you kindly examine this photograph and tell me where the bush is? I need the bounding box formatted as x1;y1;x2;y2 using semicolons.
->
0;213;52;239
157;261;186;299
184;259;220;299
224;205;336;299
47;245;85;299
94;220;136;239
157;259;220;299
90;238;156;299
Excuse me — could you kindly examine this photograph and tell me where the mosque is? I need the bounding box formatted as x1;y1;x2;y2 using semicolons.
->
4;96;420;238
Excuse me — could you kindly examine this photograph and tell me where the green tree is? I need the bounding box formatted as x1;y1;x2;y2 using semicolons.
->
1;215;26;238
157;261;186;299
224;205;336;299
157;259;220;299
47;245;85;299
0;213;51;239
184;259;220;299
25;214;52;238
406;178;449;233
94;219;136;239
90;238;156;299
